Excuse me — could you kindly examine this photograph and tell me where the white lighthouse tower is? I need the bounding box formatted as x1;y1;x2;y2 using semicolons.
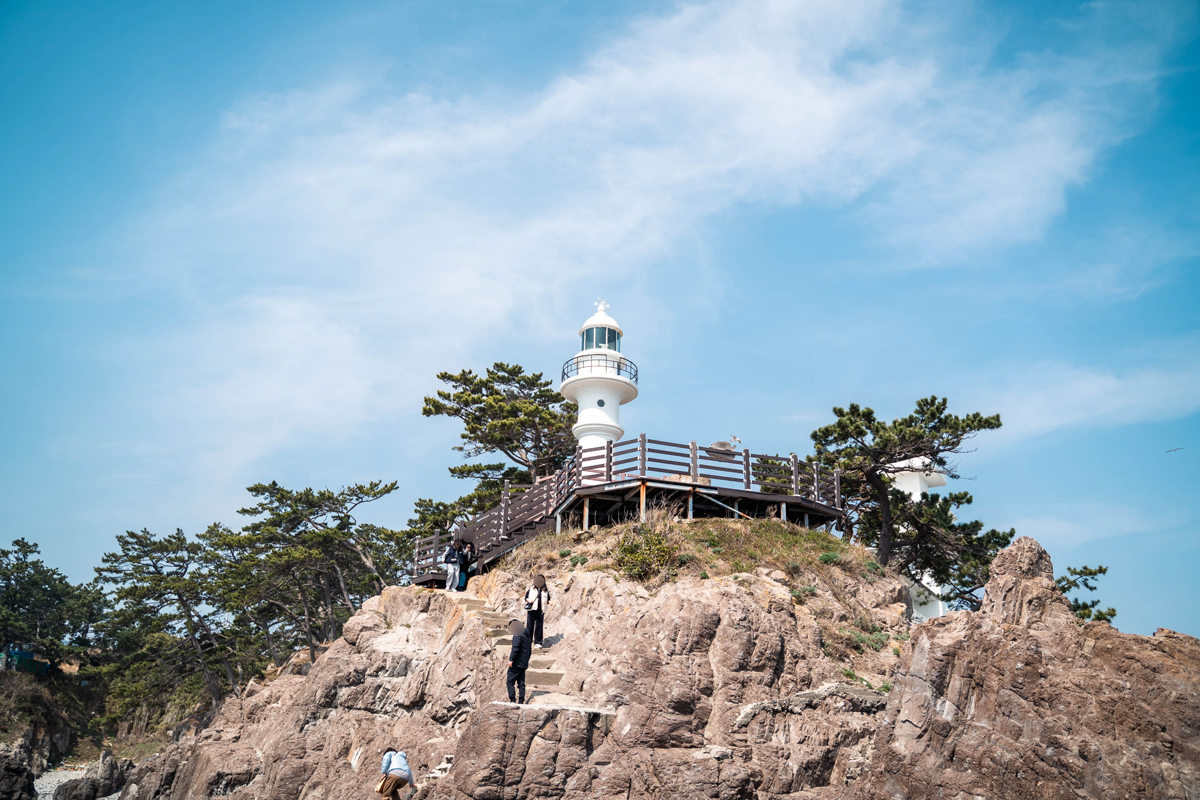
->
560;300;638;451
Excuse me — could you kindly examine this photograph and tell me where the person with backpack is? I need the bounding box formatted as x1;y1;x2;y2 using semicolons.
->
376;748;414;799
506;619;532;705
523;574;551;649
442;540;462;592
458;541;475;590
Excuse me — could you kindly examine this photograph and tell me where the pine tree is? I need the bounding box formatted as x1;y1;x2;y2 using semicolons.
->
1056;565;1117;623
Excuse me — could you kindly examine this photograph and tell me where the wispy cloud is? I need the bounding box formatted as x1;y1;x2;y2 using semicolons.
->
113;0;1185;479
966;334;1200;444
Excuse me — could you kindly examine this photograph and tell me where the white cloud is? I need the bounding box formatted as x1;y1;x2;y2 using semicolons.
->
967;335;1200;443
1010;503;1173;549
117;0;1185;479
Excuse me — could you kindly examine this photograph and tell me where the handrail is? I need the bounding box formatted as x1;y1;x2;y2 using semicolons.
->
561;354;638;384
411;432;844;581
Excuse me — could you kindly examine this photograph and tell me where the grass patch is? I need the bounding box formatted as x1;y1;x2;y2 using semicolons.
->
613;523;678;582
880;681;893;693
559;548;572;558
818;552;841;564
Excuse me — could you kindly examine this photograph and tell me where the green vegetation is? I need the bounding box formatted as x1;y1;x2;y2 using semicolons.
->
613;524;679;582
892;647;901;657
880;681;892;693
559;549;572;558
1056;565;1117;623
810;396;1017;610
421;363;577;519
818;552;841;564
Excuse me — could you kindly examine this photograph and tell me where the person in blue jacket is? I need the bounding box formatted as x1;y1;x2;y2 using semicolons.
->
378;748;414;799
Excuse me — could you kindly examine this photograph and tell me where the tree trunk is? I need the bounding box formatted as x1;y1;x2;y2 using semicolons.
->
180;606;222;709
333;564;357;614
866;471;896;566
295;580;318;663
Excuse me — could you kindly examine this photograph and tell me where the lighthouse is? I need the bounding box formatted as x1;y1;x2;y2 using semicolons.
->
560;300;638;451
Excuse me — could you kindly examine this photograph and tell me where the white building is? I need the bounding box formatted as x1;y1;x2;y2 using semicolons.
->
891;459;951;620
559;300;639;452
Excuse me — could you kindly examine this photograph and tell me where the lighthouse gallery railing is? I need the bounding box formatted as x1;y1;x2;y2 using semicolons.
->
411;433;843;582
561;354;638;384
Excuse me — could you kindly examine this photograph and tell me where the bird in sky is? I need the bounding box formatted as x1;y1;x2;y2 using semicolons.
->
730;435;742;444
1167;448;1183;453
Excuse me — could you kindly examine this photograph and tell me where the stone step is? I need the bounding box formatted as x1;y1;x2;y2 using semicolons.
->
450;597;487;607
525;669;564;687
528;657;556;670
493;636;513;647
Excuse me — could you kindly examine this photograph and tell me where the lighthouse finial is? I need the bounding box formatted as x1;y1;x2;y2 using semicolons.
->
595;298;608;314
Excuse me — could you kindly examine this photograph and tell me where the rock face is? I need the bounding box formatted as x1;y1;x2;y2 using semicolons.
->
0;696;72;800
117;537;1200;800
854;537;1200;800
53;750;134;800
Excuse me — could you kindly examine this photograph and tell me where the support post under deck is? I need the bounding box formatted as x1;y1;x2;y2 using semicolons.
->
804;513;810;529
688;493;694;520
639;482;646;523
781;502;787;522
583;497;590;531
555;513;561;534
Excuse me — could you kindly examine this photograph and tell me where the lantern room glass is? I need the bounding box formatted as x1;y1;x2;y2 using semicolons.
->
580;327;621;352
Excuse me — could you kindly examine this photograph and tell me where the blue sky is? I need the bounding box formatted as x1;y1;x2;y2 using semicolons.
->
2;0;1197;637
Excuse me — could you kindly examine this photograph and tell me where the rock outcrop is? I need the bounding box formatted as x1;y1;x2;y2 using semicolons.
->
0;692;72;800
117;537;1200;800
854;537;1200;800
53;749;134;800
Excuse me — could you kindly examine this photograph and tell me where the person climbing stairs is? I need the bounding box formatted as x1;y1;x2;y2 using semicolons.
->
445;593;563;694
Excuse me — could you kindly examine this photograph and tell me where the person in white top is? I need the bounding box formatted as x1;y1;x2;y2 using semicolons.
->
523;575;551;648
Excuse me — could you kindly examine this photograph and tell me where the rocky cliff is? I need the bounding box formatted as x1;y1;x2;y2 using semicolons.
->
118;536;1199;800
0;683;72;800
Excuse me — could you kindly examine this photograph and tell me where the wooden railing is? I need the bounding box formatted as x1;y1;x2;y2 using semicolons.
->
411;434;843;581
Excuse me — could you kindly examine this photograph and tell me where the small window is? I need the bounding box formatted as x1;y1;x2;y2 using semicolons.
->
597;399;605;407
584;328;595;350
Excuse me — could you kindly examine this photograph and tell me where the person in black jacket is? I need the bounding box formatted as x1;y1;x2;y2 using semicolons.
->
506;619;532;704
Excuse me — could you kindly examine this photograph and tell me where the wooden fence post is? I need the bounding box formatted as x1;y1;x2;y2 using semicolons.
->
790;454;799;496
638;433;647;477
605;440;613;482
813;463;822;504
834;469;842;510
502;479;510;535
690;441;699;482
743;448;751;490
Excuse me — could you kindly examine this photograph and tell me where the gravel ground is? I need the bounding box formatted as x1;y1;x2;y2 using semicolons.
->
34;767;85;799
34;767;120;800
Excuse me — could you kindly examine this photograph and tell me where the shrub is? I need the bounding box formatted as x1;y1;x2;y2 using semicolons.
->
790;586;818;604
818;552;840;564
785;562;803;578
893;632;910;642
854;616;881;634
677;553;695;566
559;548;572;558
865;560;882;573
699;571;709;579
892;647;901;657
880;681;893;693
710;547;724;555
613;524;678;582
569;555;588;566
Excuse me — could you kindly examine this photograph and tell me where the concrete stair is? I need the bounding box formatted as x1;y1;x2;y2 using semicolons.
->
446;590;564;693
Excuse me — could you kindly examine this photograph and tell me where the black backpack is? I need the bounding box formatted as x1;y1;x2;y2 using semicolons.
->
442;545;456;564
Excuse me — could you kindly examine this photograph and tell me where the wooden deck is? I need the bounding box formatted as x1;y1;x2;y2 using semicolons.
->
411;434;843;585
